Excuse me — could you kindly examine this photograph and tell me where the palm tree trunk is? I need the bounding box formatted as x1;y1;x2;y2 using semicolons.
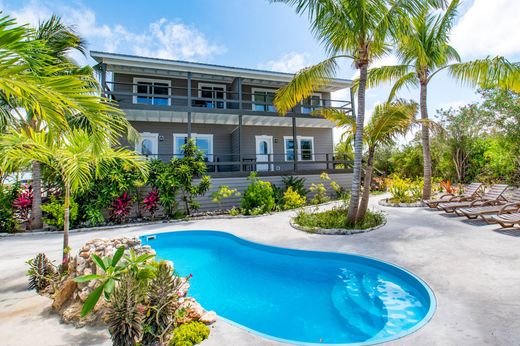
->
420;82;432;200
357;146;375;219
62;184;71;270
31;161;43;229
347;62;368;223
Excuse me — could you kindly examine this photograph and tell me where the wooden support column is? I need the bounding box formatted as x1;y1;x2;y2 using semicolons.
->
238;114;243;172
292;116;298;172
100;63;107;98
187;72;192;139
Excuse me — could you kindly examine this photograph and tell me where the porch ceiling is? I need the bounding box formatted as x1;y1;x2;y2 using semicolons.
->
123;109;335;128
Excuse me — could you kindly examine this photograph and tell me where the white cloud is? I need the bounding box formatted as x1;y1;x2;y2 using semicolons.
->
452;0;520;57
258;52;310;73
3;1;225;63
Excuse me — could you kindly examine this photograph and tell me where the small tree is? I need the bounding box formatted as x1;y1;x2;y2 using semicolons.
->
171;139;211;216
0;128;147;268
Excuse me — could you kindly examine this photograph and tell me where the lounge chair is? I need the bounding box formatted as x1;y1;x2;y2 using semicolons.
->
423;182;483;208
455;189;520;219
485;210;520;228
437;184;509;213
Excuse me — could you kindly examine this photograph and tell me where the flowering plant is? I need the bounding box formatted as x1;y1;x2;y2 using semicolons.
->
110;192;132;223
143;190;159;218
13;184;33;227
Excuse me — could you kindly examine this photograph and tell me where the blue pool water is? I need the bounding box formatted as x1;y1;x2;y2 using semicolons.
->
141;231;435;345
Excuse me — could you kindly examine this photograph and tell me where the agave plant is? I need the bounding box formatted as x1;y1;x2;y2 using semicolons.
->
26;253;57;292
106;273;145;346
142;262;187;345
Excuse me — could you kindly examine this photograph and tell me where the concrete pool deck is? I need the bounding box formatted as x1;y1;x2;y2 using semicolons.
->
1;194;519;345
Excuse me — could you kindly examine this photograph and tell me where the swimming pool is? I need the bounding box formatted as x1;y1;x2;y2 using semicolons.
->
141;231;435;345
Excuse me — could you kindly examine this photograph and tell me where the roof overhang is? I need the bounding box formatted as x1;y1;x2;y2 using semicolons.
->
91;51;352;92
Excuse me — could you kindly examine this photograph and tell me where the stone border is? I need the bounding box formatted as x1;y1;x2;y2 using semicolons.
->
289;216;386;235
378;198;424;208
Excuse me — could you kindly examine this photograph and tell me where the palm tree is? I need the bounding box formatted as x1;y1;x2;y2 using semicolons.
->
0;14;136;229
28;16;88;229
361;0;520;199
322;100;417;218
0;128;148;267
271;0;443;223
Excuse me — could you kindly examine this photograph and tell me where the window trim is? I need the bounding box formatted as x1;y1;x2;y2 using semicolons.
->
283;136;315;161
173;133;214;162
135;132;159;158
198;82;227;109
301;92;323;114
133;77;171;106
251;87;276;112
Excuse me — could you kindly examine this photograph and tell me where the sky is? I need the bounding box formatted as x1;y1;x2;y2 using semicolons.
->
2;0;519;144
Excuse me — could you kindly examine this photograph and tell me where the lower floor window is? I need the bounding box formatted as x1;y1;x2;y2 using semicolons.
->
173;133;213;161
284;136;314;161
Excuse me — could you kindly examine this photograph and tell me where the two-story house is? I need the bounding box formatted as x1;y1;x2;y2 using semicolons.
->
91;51;354;209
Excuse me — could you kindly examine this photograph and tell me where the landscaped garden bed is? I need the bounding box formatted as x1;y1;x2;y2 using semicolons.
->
27;236;215;345
291;205;386;235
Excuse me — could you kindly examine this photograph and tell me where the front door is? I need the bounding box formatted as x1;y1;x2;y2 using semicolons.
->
255;135;273;171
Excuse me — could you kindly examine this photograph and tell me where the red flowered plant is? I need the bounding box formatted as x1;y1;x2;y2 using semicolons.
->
13;184;33;228
110;192;132;224
143;190;159;219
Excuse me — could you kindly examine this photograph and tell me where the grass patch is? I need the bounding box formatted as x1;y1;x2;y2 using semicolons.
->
294;206;384;230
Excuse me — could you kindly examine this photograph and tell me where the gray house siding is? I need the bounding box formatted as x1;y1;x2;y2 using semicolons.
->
124;121;334;171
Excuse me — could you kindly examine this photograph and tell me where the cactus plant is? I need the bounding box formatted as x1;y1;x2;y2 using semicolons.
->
26;253;57;292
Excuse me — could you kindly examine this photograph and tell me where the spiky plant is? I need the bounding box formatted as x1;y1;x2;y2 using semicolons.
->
106;273;145;346
142;262;184;345
26;253;56;292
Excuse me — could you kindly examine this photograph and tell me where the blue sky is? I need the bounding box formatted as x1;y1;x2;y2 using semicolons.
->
2;0;519;143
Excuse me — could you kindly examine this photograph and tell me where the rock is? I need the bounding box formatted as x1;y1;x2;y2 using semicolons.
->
177;298;205;324
199;311;217;325
78;288;90;302
79;251;90;259
52;278;77;311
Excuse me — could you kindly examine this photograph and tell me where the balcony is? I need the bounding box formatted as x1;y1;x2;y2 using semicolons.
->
104;81;353;118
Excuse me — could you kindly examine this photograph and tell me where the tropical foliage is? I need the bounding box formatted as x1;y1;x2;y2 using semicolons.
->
272;0;444;223
360;0;520;198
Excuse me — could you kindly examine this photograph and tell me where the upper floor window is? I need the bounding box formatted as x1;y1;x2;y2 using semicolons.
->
301;93;322;114
133;78;171;106
252;88;276;112
197;83;226;109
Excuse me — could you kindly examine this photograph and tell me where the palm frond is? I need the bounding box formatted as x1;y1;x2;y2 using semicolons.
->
274;56;340;115
447;56;520;92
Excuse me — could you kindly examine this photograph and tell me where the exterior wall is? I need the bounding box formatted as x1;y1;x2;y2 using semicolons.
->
122;121;237;161
195;173;352;211
124;121;334;170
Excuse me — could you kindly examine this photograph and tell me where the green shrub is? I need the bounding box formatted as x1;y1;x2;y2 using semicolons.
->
0;182;20;232
42;195;78;230
294;207;384;230
282;176;307;197
170;321;210;346
282;187;306;210
240;173;275;215
309;183;329;205
83;203;105;226
387;175;423;203
211;185;240;208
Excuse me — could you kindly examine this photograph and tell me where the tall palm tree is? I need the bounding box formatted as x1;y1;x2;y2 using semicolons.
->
271;0;443;223
0;14;136;229
0;128;148;267
28;16;88;229
361;0;520;199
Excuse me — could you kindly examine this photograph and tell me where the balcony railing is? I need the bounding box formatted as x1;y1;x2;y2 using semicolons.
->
104;81;353;116
140;152;352;176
